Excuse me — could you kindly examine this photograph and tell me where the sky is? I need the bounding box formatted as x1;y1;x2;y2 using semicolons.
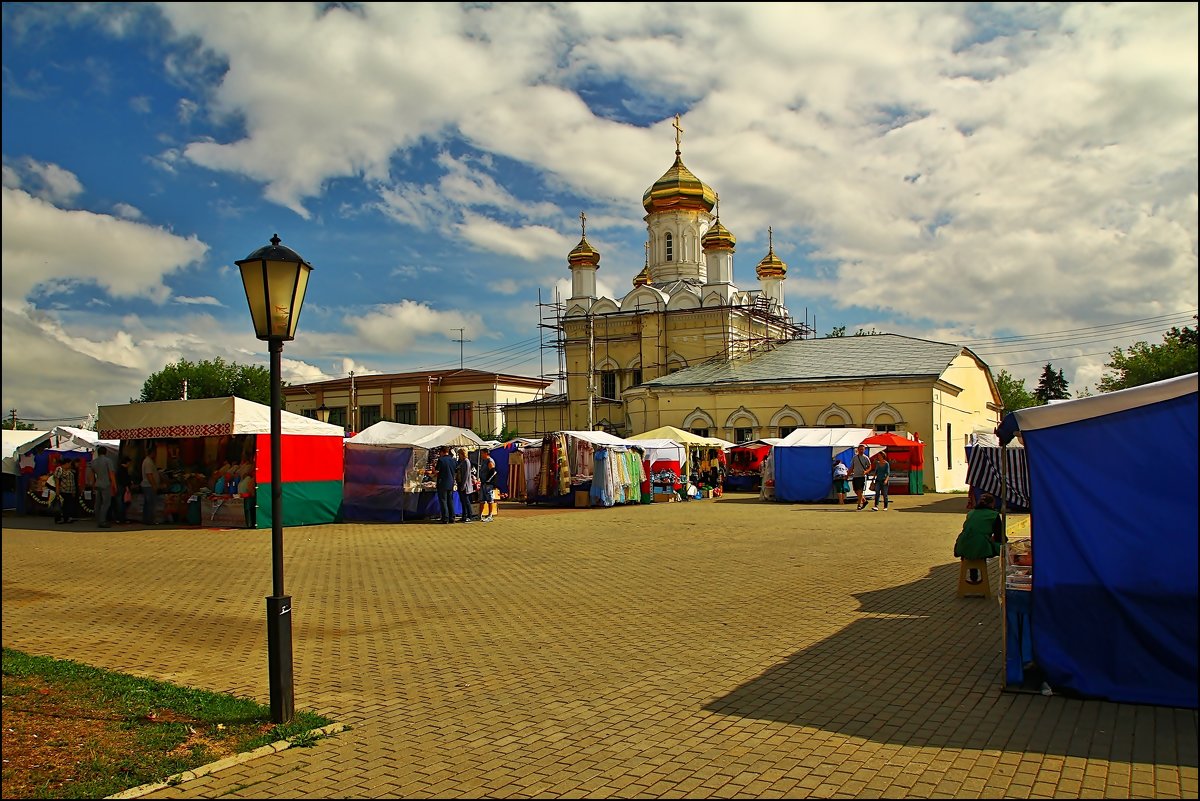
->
2;2;1197;426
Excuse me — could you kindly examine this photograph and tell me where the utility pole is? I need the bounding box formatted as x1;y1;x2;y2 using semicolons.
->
451;328;471;370
349;371;357;433
587;314;595;431
9;409;16;430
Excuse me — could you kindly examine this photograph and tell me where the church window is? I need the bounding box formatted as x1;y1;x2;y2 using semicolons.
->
735;427;754;443
778;425;797;437
874;422;898;432
690;427;709;438
665;232;673;262
600;371;617;400
630;368;643;386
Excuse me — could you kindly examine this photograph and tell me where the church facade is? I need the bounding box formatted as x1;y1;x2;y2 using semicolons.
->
505;118;1002;491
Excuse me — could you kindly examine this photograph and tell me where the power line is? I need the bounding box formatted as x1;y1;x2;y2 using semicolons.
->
962;311;1195;346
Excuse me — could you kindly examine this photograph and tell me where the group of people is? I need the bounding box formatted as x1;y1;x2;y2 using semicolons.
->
434;446;499;524
832;444;892;510
46;446;134;527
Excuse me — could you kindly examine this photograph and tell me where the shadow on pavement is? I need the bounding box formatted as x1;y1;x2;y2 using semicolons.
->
703;563;1198;766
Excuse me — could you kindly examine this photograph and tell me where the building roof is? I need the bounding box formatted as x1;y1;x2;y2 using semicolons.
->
641;334;966;388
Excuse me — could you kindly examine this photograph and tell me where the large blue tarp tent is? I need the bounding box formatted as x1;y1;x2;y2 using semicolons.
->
998;372;1198;708
768;428;877;502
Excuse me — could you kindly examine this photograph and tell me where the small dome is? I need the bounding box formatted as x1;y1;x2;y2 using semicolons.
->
756;247;786;279
642;155;717;214
568;236;600;268
632;266;650;287
702;220;736;251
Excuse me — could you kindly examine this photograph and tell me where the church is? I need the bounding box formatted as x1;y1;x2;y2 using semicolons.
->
504;116;1002;492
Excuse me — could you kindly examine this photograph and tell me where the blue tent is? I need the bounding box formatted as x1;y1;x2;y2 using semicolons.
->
998;372;1198;708
769;428;876;502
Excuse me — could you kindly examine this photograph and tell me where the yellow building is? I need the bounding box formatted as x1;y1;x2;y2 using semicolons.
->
504;117;1002;491
282;368;551;438
621;334;1001;492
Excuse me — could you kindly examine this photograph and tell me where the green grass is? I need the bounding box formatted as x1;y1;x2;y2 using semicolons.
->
2;648;336;799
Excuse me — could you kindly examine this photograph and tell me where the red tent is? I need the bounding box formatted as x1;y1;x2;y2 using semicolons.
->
861;433;925;495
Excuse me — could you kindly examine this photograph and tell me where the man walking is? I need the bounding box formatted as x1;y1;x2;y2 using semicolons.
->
454;448;476;523
850;444;873;510
89;445;116;528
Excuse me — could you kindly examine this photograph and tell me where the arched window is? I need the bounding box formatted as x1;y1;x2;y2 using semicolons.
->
665;232;673;262
600;371;617;400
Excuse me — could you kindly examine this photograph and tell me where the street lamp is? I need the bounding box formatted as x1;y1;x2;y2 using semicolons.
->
315;404;331;424
236;233;313;725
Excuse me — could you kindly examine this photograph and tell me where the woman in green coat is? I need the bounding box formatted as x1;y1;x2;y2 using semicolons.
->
954;493;1006;560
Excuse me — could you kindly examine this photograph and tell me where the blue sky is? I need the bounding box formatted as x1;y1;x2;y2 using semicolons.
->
3;2;1196;424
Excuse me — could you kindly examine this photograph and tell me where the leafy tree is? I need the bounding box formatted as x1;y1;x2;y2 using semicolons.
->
140;358;274;405
1097;325;1198;392
827;325;846;337
1033;363;1070;404
994;369;1037;412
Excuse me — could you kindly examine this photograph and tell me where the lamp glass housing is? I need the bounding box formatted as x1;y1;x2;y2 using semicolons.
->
237;236;313;341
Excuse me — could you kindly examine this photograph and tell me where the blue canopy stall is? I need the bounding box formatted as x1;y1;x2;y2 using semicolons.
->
997;372;1198;708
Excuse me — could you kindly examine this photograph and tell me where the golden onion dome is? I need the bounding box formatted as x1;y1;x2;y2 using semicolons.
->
632;265;650;287
568;235;600;268
756;227;786;279
567;211;600;268
642;154;717;214
702;219;736;251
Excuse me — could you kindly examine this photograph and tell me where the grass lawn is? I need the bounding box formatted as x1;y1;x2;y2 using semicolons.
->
1;648;336;799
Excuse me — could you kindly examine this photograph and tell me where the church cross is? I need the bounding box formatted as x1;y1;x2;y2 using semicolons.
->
673;114;684;154
580;211;587;238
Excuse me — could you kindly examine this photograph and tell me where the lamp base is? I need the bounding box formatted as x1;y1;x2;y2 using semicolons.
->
266;594;294;724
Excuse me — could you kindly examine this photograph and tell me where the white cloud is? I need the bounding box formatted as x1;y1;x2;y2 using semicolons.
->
1;187;208;305
173;295;221;306
112;202;143;220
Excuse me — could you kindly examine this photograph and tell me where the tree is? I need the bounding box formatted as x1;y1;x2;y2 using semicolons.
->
140;358;274;405
1033;363;1070;404
1097;324;1198;392
6;411;37;430
827;325;846;337
994;369;1037;412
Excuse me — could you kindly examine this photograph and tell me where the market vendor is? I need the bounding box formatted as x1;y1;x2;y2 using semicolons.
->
953;492;1006;562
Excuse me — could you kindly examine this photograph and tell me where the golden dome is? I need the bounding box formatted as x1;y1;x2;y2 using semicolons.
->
702;220;736;251
642;154;717;214
568;236;600;268
567;211;600;268
632;265;650;287
756;227;786;279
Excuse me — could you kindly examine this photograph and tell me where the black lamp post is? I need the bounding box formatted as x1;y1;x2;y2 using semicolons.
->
236;233;313;725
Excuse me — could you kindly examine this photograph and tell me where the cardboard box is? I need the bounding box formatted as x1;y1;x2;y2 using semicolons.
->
701;489;713;498
574;490;590;508
653;493;675;503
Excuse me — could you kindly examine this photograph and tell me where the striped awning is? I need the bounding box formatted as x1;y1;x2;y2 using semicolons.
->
966;445;1031;509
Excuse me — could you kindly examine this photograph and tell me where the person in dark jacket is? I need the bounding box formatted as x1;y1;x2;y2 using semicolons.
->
435;446;457;524
454;448;476;523
954;493;1006;560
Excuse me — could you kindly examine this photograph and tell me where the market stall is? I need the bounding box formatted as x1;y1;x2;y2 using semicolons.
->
765;428;878;502
528;430;645;507
860;432;925;495
342;422;484;522
996;373;1198;708
725;439;778;492
627;426;729;493
98;396;345;528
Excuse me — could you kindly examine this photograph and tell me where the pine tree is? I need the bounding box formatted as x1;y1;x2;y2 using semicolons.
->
1033;363;1070;404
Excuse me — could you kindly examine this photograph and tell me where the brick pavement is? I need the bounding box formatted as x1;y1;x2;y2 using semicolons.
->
2;494;1196;799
